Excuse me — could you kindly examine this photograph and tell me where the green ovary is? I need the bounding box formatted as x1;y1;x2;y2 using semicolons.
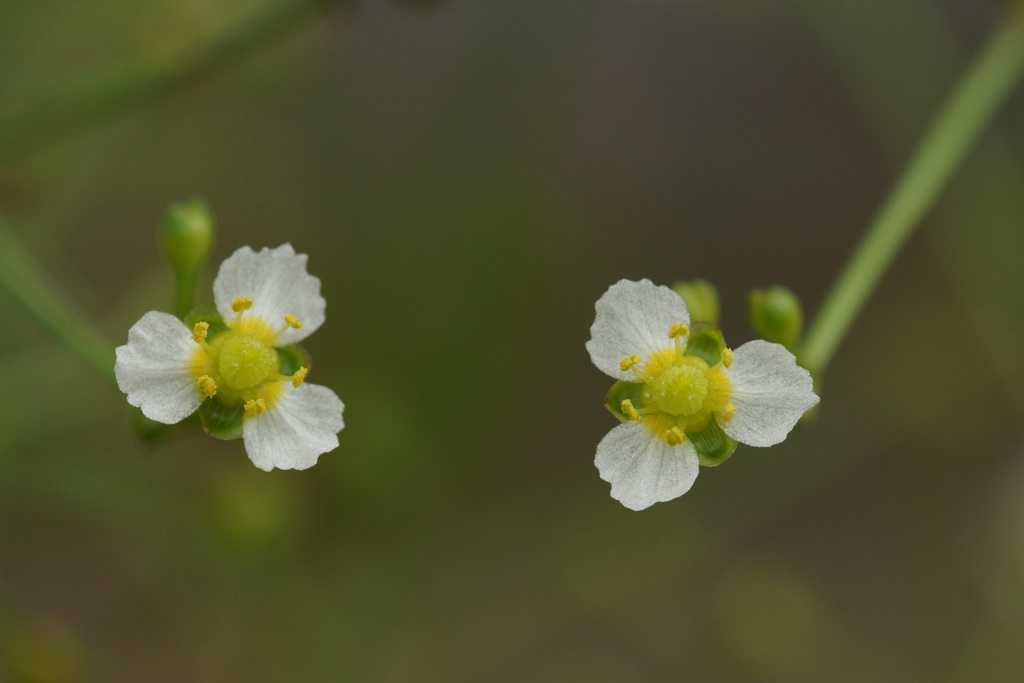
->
218;334;280;390
189;316;287;410
646;359;709;416
632;349;733;444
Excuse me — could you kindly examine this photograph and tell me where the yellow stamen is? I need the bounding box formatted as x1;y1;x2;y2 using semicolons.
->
197;375;217;398
721;403;737;423
272;313;305;341
191;321;209;344
619;354;642;372
668;322;689;339
721;348;734;368
620;399;640;421
244;398;268;417
231;296;253;313
292;366;308;388
663;426;686;446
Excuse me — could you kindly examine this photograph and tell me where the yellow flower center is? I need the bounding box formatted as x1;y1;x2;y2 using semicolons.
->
188;298;306;413
647;360;709;416
218;333;278;390
620;329;735;445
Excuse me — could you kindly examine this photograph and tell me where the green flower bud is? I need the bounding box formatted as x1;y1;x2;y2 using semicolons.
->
159;199;214;275
749;285;804;351
158;199;214;318
672;279;720;324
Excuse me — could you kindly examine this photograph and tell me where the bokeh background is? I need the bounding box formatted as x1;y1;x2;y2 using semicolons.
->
2;0;1024;681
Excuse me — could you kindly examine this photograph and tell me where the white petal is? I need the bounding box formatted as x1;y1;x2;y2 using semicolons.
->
213;243;325;345
595;421;700;511
722;340;819;447
114;311;201;424
586;279;690;380
242;383;344;471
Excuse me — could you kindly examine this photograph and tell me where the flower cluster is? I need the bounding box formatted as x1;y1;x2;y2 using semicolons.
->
587;279;818;510
115;244;344;471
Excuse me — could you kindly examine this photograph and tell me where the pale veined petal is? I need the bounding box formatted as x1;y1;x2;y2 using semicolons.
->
242;383;344;471
213;243;325;345
595;421;700;511
722;340;819;447
114;311;202;424
586;279;690;381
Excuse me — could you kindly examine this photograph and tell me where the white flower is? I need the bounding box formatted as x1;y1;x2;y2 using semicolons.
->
586;279;818;510
115;244;344;471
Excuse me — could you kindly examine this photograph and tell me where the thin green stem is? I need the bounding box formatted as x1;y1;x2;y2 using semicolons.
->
175;272;199;320
802;16;1024;376
0;217;115;384
0;0;344;162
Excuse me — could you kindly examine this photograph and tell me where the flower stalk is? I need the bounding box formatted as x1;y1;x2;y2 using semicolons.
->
0;217;115;384
802;15;1024;377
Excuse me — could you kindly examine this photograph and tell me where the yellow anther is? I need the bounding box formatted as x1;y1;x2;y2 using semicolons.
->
620;399;640;421
191;321;209;344
292;366;308;388
669;322;689;339
244;398;268;417
721;348;734;369
721;403;737;423
619;354;642;372
284;314;303;329
663;426;686;446
231;296;253;313
197;375;217;399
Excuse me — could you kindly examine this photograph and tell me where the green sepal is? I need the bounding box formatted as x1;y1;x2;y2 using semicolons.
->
683;322;727;367
686;417;737;467
198;398;245;440
604;380;644;423
276;343;310;377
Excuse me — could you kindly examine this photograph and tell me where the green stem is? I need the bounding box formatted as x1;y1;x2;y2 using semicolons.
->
175;272;199;320
802;16;1024;376
0;0;344;162
0;217;116;384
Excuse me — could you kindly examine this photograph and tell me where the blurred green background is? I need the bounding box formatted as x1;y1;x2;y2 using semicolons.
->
2;0;1024;681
